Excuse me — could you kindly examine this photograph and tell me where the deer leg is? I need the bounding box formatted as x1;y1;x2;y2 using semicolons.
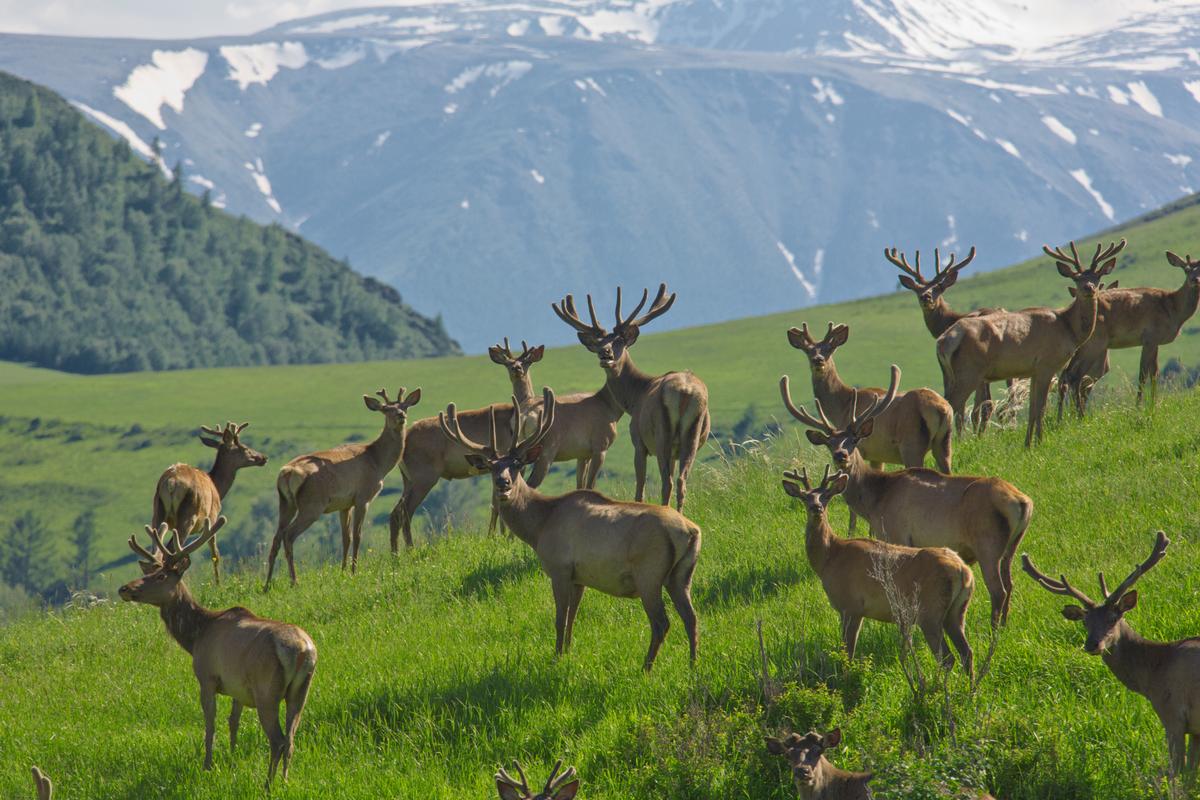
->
487;500;500;536
840;612;863;660
944;613;974;680
396;478;435;550
350;500;367;574
281;505;323;587
338;508;352;571
946;382;975;440
633;441;649;503
229;700;243;752
1142;344;1160;408
972;382;994;434
283;669;315;781
1026;374;1053;447
575;458;588;490
979;552;1007;629
639;589;671;672
1186;733;1200;777
200;683;217;770
206;519;222;586
584;451;606;489
552;578;572;656
564;584;585;650
666;564;699;665
674;414;706;512
919;618;954;670
255;699;287;790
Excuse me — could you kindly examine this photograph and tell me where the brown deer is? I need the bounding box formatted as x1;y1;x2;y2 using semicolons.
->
495;760;580;800
552;284;710;511
937;239;1124;447
119;518;317;789
153;421;267;584
783;465;974;675
788;321;952;532
1058;250;1200;415
781;365;1033;627
440;388;701;671
1023;531;1200;781
265;387;420;588
766;729;872;799
30;767;52;800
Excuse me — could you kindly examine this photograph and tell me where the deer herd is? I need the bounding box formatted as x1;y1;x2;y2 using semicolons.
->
28;239;1200;798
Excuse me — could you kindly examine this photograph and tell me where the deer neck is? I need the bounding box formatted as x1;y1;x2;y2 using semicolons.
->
207;455;240;498
803;509;836;575
496;480;552;549
1101;620;1158;696
798;758;869;800
810;362;854;425
593;382;626;421
1167;277;1200;329
1061;291;1100;345
922;297;961;337
365;422;407;475
605;356;656;414
840;452;883;517
510;373;537;408
159;583;219;655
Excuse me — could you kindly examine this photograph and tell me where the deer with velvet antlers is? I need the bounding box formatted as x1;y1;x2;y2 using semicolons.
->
440;387;701;671
781;365;1032;627
119;517;317;789
153;421;267;584
1023;531;1200;781
495;760;579;800
552;284;710;511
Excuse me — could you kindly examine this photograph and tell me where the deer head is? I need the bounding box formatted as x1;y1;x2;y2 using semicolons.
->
198;421;268;468
439;388;556;503
118;517;227;602
1166;251;1200;286
489;338;545;382
1022;531;1169;654
781;464;849;514
780;365;901;468
495;760;579;800
786;322;850;374
885;246;976;308
766;729;863;790
551;284;675;374
1042;239;1125;299
362;387;422;433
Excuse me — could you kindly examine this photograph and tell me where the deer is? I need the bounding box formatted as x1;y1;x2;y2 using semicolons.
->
152;421;267;584
782;465;974;676
1023;531;1200;782
486;337;622;533
552;283;710;511
766;729;872;799
936;239;1124;447
1057;250;1200;416
495;760;580;800
30;767;52;800
265;387;421;588
439;387;701;671
781;365;1033;627
787;321;952;531
119;518;317;790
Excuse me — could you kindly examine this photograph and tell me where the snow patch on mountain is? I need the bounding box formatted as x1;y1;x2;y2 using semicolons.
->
244;122;262;138
1070;168;1114;220
777;241;816;299
1041;115;1076;144
243;159;282;214
291;13;390;34
1184;80;1200;103
811;77;844;105
445;61;532;96
112;48;207;130
996;138;1020;158
71;100;156;161
220;42;308;90
1165;153;1193;167
316;46;366;70
1126;80;1163;116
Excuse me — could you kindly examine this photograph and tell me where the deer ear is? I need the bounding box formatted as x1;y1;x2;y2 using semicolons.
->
856;419;875;437
577;332;600;350
1055;262;1076;279
496;781;524;800
200;436;221;449
898;276;920;292
173;555;192;573
823;728;842;748
465;454;490;472
1098;257;1117;276
805;430;829;447
528;345;546;363
1062;605;1087;620
828;325;850;348
404;388;421;407
765;737;786;755
522;445;543;465
1166;251;1187;268
488;346;509;365
622;325;640;347
781;480;804;499
1116;590;1138;612
364;395;384;412
1106;280;1118;289
829;473;849;495
552;780;580;800
786;328;808;350
939;269;959;290
1067;286;1078;298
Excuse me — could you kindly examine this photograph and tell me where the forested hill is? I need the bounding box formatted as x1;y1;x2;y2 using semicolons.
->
0;72;459;373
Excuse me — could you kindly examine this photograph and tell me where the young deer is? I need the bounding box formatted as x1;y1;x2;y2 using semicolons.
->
937;239;1124;446
782;365;1032;627
495;760;580;800
766;729;872;800
783;465;974;675
153;421;267;584
119;518;317;789
440;388;701;671
552;284;710;511
1058;250;1200;414
30;767;52;800
1023;531;1200;780
266;387;421;588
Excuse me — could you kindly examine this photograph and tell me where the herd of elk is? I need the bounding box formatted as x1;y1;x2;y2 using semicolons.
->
119;518;317;789
152;421;267;584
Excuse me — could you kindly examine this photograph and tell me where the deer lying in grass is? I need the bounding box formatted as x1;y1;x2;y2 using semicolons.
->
783;465;974;675
1058;250;1200;415
30;767;52;800
496;760;580;800
1023;531;1200;781
937;239;1124;446
266;387;420;587
119;518;317;789
782;365;1033;627
153;421;267;584
440;388;701;671
767;729;872;799
553;284;710;511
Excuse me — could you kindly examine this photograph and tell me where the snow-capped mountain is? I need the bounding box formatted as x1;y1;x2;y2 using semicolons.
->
3;0;1200;349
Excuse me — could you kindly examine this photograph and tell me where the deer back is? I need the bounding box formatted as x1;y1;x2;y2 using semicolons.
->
403;405;520;481
154;463;221;531
192;610;317;707
627;371;708;445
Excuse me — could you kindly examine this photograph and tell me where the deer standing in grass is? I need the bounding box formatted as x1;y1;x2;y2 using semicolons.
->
495;760;580;800
552;284;710;511
782;365;1032;627
783;465;974;675
766;729;872;799
440;388;701;671
1057;250;1200;416
266;387;420;588
937;239;1123;447
119;518;317;790
1024;531;1200;781
153;421;267;584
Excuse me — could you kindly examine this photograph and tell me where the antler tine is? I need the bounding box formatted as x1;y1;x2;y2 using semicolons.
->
585;294;601;331
884;247;925;282
375;388;392;404
543;759;564;792
495;763;529;792
174;516;227;560
1103;530;1169;605
627;283;675;328
779;376;834;433
1091;238;1127;270
822;321;834;343
146;522;172;556
516;388;556;454
1098;572;1110;598
1020;553;1097;607
545;760;577;792
942;245;976;274
552;294;607;336
851;365;901;430
933;247;942;278
513;761;531;793
199;423;222;437
819;463;832;488
437;403;493;455
128;531;161;564
1042;241;1083;271
618;286;649;327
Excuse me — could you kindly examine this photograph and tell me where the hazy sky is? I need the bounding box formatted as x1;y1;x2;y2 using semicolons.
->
0;0;421;39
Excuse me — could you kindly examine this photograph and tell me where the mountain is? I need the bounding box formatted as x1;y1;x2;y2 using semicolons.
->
0;71;459;373
2;1;1198;350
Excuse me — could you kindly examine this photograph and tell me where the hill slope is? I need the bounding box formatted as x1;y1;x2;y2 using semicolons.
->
0;72;459;373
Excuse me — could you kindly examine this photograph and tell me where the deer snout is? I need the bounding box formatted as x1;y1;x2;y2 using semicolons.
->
1083;637;1105;655
832;449;851;465
810;355;826;370
118;583;136;601
794;765;815;784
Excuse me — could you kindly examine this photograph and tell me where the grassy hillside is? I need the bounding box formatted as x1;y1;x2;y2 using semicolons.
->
3;384;1200;798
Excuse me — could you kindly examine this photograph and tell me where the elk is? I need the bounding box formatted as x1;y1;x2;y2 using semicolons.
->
495;760;580;800
552;283;710;511
766;729;872;800
937;239;1124;446
781;365;1033;627
1058;250;1200;415
119;518;317;789
782;465;974;675
153;421;267;584
30;767;52;800
440;388;701;671
265;387;421;588
1022;531;1200;779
